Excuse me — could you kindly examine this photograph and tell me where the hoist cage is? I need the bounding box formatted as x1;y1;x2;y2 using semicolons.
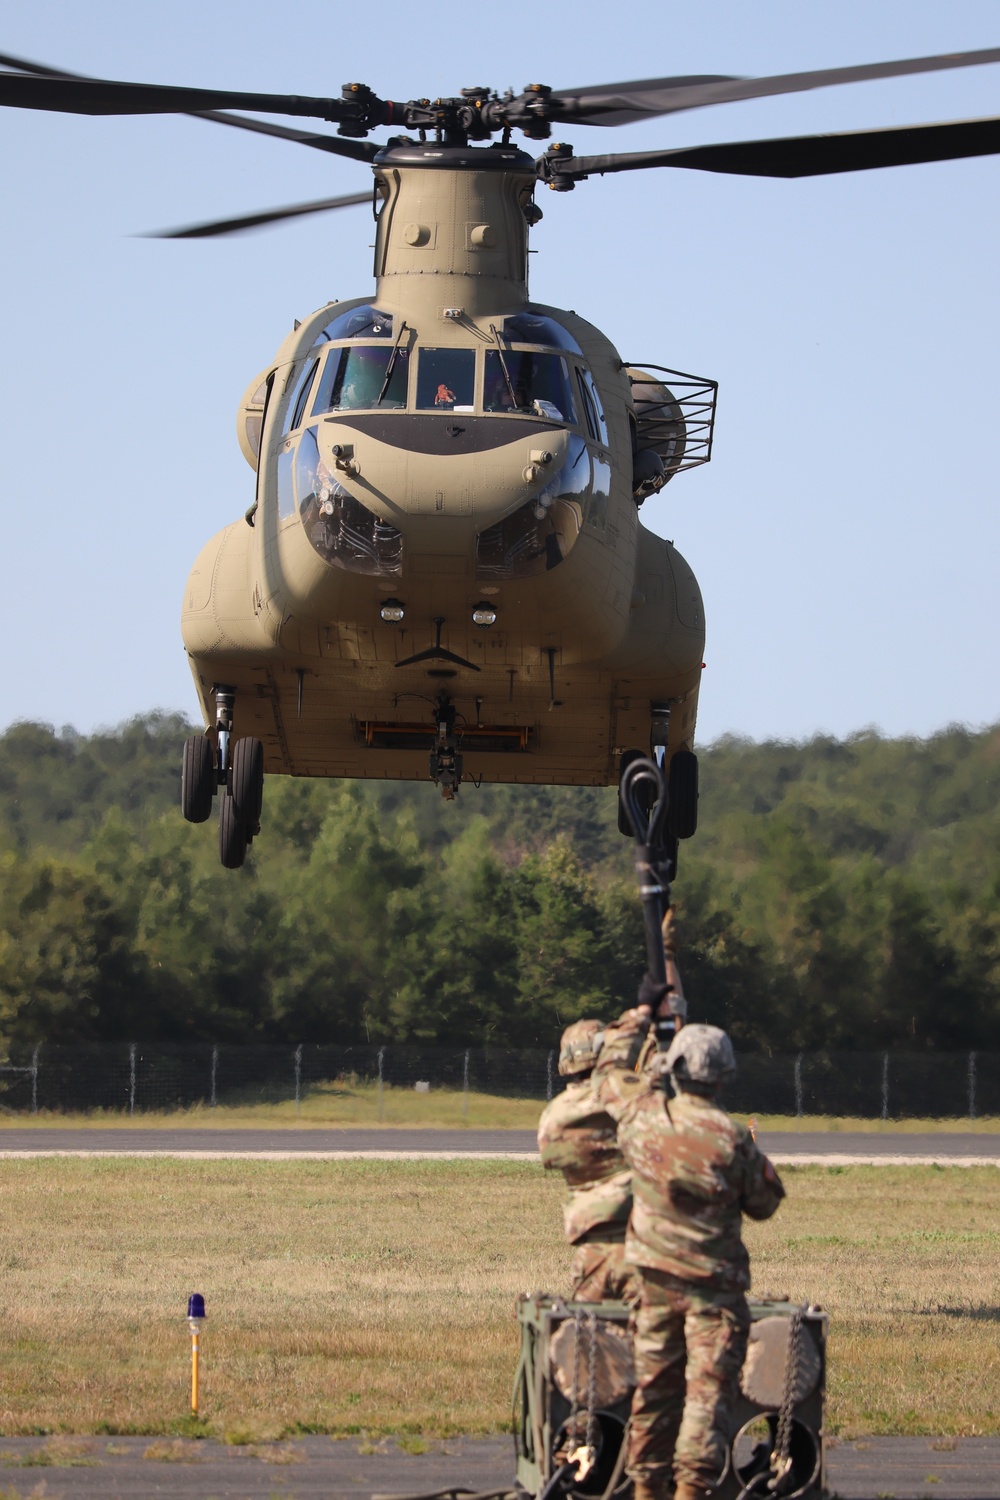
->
513;1294;827;1500
624;366;719;482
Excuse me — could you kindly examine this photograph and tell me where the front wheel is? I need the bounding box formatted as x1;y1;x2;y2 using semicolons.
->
667;750;698;839
181;735;215;824
219;794;248;869
230;736;264;829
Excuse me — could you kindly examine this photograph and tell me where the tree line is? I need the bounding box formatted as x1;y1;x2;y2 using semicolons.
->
0;714;997;1054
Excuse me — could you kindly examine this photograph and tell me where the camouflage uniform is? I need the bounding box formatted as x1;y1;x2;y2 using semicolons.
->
537;1047;640;1303
595;1014;785;1498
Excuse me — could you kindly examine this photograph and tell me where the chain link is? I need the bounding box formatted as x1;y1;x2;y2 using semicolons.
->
569;1308;583;1446
565;1307;600;1482
585;1310;598;1459
769;1306;804;1492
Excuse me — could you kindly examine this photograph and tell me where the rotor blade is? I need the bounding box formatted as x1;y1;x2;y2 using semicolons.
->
0;69;349;121
146;190;372;238
550;115;1000;181
186;112;378;162
553;46;1000;126
0;48;378;160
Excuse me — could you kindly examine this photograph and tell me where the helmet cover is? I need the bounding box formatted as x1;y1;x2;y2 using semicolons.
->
662;1023;736;1086
558;1019;606;1077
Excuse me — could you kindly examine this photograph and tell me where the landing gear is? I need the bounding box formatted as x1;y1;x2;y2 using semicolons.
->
181;735;215;823
617;748;649;836
429;697;463;800
180;685;265;868
617;744;680;878
219;791;248;869
230;736;264;829
666;749;699;839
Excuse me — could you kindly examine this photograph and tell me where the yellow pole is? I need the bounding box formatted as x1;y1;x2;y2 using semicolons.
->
190;1325;200;1415
187;1294;205;1418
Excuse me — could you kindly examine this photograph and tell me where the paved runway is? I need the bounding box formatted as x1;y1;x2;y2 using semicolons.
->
0;1434;996;1499
0;1127;996;1163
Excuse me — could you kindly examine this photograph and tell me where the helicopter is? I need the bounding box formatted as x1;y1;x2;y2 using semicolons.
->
2;46;1000;868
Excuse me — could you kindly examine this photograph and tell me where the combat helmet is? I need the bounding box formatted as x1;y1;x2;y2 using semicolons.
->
558;1019;605;1077
662;1024;736;1089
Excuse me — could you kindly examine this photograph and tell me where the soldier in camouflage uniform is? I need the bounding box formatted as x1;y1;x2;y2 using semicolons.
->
595;1011;785;1500
537;1019;640;1302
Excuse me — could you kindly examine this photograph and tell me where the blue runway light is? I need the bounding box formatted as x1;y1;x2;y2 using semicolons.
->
188;1293;206;1320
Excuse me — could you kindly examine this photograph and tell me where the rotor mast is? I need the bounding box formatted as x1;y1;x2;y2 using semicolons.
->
371;141;539;321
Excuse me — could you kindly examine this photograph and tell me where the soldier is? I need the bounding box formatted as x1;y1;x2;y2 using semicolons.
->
595;1009;785;1500
537;1019;640;1302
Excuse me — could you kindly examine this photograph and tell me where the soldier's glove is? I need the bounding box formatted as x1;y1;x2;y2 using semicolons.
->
637;972;671;1012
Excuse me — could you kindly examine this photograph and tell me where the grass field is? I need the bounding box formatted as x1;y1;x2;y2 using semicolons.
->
0;1079;996;1131
0;1160;997;1440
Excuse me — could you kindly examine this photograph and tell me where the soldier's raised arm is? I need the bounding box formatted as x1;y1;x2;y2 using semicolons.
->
592;996;658;1119
734;1131;786;1220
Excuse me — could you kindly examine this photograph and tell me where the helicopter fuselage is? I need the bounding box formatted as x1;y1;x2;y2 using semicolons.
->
182;142;706;789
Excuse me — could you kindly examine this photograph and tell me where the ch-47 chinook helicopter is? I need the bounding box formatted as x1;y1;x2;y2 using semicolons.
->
3;47;1000;867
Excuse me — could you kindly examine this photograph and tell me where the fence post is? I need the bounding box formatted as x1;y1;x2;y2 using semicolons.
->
881;1052;889;1121
377;1046;385;1122
462;1049;470;1122
129;1043;137;1117
30;1043;40;1115
546;1050;555;1102
210;1046;218;1109
294;1044;303;1116
794;1054;803;1118
968;1051;977;1121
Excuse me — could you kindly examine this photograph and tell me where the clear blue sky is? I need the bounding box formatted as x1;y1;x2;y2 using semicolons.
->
0;0;997;744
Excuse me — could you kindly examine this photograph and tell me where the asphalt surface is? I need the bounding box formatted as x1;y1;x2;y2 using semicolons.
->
0;1127;996;1160
0;1435;997;1499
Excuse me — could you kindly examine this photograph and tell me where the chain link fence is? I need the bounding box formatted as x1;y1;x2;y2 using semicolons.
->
0;1044;996;1119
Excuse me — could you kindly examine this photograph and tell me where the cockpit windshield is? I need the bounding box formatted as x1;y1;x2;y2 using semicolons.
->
483;351;577;423
312;345;409;413
501;313;582;352
312;305;394;345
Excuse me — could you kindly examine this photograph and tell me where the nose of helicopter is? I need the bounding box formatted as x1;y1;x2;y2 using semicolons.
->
312;412;571;527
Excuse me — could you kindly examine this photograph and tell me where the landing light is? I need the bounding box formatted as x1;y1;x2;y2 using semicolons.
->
472;603;498;628
380;600;405;623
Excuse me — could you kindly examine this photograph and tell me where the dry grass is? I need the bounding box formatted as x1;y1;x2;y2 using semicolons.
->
0;1082;545;1130
0;1160;996;1439
747;1164;1000;1437
0;1082;995;1132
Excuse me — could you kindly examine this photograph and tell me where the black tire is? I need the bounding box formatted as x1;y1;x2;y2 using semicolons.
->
617;748;650;836
181;735;215;824
667;749;699;839
230;736;264;828
219;793;248;869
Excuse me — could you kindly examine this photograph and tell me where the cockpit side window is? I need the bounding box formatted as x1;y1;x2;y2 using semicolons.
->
312;305;394;346
290;359;320;431
282;358;320;437
502;313;583;353
576;369;609;446
312;345;409;413
416;349;476;411
483;351;578;424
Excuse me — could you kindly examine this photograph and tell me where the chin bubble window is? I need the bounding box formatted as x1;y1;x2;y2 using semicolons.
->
295;428;402;576
483;351;577;423
476;434;591;580
312;345;409;413
416;349;476;411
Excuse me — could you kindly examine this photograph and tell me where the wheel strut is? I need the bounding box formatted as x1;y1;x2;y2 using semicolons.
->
214;684;236;781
